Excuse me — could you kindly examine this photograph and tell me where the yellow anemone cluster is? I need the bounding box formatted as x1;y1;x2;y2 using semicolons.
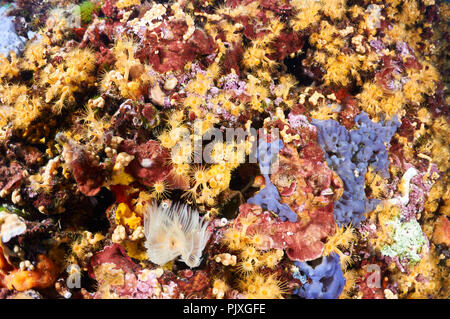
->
186;158;242;207
357;59;440;120
220;215;285;297
67;231;105;269
0;84;43;129
0;35;96;136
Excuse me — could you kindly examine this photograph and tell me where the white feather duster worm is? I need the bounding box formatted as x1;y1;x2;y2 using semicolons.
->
144;201;211;268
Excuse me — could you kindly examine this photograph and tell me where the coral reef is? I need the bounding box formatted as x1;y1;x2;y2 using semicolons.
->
0;0;447;300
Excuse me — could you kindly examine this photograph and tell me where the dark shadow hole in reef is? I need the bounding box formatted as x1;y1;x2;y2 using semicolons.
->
282;40;314;87
221;163;260;219
169;189;185;203
20;70;34;82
